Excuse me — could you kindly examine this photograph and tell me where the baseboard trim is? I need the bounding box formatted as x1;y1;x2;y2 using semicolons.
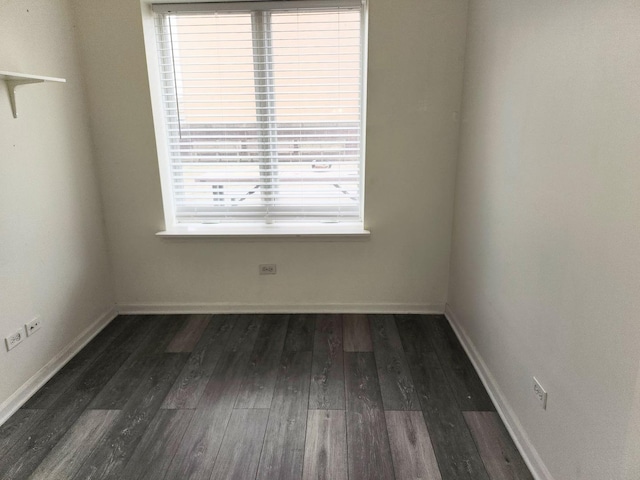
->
117;302;445;315
444;304;554;480
0;307;118;427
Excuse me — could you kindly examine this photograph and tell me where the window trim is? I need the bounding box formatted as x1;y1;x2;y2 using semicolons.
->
151;0;363;15
156;223;370;238
141;0;369;236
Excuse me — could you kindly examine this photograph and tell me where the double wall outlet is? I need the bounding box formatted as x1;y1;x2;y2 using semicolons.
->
5;329;24;351
259;264;277;275
533;376;548;409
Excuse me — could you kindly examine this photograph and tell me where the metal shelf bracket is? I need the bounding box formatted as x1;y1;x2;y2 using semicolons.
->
1;71;66;118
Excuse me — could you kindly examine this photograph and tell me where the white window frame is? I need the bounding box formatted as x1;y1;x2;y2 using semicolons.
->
140;0;370;237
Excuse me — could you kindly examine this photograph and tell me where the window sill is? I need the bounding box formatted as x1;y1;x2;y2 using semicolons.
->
156;223;371;239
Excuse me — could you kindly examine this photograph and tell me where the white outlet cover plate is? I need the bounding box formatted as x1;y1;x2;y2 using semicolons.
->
533;376;548;409
26;317;41;336
5;329;24;351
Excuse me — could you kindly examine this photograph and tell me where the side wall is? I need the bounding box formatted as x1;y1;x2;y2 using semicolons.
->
0;0;115;414
71;0;469;313
448;1;640;479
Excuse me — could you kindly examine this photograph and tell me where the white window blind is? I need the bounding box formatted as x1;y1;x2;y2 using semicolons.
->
153;0;366;226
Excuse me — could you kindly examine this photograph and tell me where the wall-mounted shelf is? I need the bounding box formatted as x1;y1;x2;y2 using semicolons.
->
0;71;66;118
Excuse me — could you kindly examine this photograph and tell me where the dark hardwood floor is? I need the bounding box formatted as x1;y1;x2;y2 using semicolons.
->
0;314;533;480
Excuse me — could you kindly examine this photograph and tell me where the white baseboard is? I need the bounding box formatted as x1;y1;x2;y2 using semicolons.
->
444;304;554;480
117;302;445;315
0;307;118;426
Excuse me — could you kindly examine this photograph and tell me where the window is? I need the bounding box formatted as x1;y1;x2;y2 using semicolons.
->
149;0;367;233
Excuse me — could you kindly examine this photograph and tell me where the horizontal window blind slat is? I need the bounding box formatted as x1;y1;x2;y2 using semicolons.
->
165;127;361;134
166;154;359;161
159;59;361;63
155;21;362;28
164;114;360;120
167;139;359;145
163;93;360;98
167;145;361;151
171;176;361;182
167;153;360;157
159;30;362;36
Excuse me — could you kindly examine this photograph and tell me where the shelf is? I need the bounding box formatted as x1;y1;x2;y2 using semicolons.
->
0;71;66;118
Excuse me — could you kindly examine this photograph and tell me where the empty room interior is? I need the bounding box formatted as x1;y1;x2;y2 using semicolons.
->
1;0;639;479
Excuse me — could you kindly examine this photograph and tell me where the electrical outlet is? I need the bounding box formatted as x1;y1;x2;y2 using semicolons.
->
5;329;25;351
259;264;277;275
25;317;41;337
533;377;547;409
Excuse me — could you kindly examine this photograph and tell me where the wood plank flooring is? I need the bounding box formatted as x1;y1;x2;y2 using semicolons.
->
0;313;533;480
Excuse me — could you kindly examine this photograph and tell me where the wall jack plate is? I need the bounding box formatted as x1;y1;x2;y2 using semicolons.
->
26;317;41;336
533;377;548;410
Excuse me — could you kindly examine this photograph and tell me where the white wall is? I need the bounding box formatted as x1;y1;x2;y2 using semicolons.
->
70;0;468;312
0;0;114;410
448;1;640;479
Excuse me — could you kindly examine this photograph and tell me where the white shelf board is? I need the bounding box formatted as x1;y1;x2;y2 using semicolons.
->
0;71;66;83
0;71;66;118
